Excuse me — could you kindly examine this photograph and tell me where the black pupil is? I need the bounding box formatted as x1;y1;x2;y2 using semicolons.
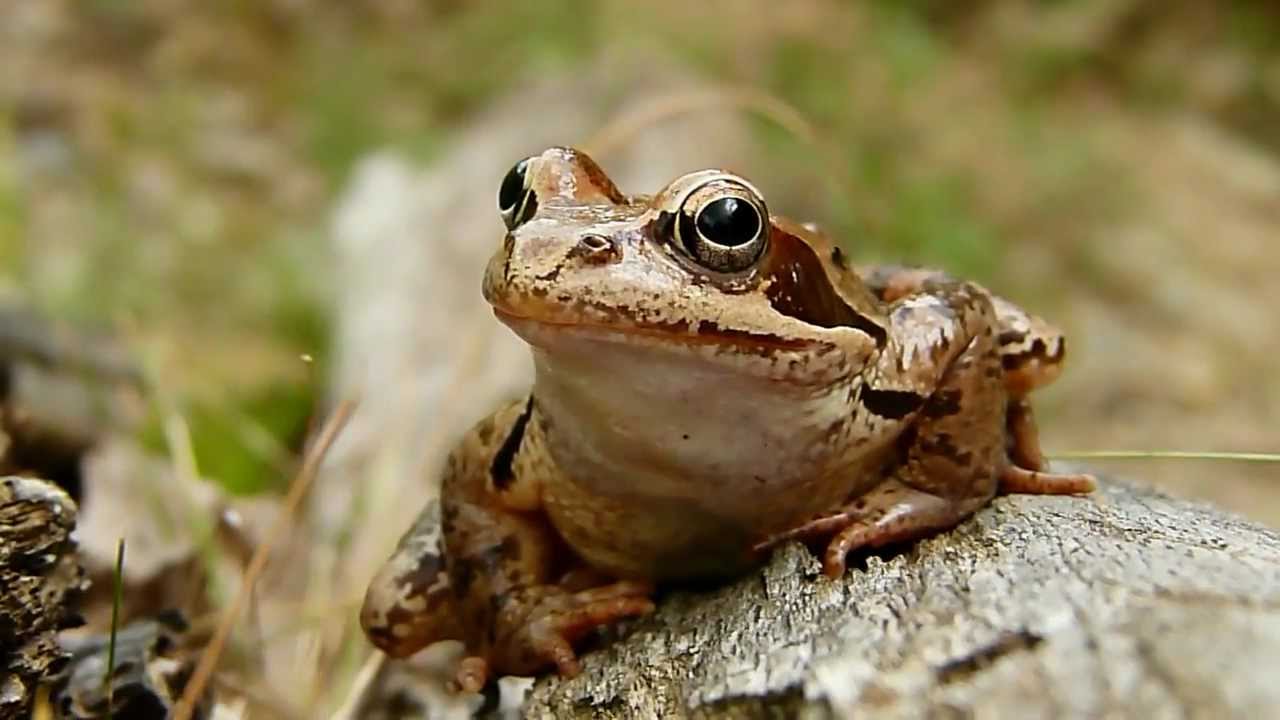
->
498;159;529;212
695;197;760;247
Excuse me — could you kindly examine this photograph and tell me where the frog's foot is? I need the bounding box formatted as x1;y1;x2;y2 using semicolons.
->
452;656;491;694
490;580;655;680
756;479;988;579
1003;398;1096;495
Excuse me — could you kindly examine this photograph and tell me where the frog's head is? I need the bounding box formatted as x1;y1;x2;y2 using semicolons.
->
482;147;886;385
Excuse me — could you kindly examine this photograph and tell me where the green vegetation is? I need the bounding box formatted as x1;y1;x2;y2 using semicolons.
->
8;0;1279;495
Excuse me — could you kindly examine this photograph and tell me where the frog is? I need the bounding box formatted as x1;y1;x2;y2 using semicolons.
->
360;147;1095;692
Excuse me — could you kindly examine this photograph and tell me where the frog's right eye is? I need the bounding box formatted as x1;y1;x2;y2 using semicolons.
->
498;157;539;230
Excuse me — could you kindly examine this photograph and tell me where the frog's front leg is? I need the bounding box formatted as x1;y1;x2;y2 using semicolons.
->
857;264;1074;472
360;398;654;691
757;280;1094;578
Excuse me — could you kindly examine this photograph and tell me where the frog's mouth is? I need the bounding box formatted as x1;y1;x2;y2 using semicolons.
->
492;307;824;355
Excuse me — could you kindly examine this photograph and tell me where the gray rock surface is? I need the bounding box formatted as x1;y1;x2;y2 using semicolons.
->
521;478;1280;719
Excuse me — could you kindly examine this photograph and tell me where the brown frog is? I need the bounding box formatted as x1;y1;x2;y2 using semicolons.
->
360;147;1095;691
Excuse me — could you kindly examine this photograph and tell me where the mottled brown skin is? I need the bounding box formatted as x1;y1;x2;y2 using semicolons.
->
360;147;1095;690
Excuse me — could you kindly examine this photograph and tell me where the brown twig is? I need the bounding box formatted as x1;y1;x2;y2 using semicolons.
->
172;398;358;720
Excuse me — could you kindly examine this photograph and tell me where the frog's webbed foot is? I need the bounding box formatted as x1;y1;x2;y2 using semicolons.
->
754;480;984;579
487;581;655;681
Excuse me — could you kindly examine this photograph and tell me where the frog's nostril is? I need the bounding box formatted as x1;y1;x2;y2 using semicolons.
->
580;234;613;253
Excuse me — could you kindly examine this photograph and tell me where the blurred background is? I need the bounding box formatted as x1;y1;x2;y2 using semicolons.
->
2;1;1278;716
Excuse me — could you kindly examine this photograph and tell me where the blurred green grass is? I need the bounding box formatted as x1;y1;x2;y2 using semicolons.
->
3;0;1278;495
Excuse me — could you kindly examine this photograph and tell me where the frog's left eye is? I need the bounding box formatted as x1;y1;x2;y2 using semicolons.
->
673;178;768;273
498;157;539;230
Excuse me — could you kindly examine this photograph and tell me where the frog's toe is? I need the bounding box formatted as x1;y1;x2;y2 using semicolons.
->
452;656;490;694
999;464;1096;495
500;581;655;678
819;484;966;578
759;480;987;580
753;515;855;554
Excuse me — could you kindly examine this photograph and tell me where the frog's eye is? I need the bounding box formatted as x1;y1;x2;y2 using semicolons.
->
673;178;768;273
498;157;539;230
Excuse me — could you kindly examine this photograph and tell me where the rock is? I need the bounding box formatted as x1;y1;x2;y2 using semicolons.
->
0;475;85;720
520;478;1280;719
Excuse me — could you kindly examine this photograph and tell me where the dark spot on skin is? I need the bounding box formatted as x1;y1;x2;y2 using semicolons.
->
760;227;888;347
441;501;459;535
894;425;920;464
682;434;690;440
923;390;964;418
861;387;925;420
452;557;477;596
501;234;515;280
401;552;447;597
480;537;521;580
1001;354;1024;371
535;264;563;282
919;432;974;467
654;211;677;250
997;329;1026;347
830;246;848;269
452;536;520;601
490;396;534;491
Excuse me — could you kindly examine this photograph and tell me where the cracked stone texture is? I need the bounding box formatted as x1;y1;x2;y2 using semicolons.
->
0;475;85;720
519;478;1280;719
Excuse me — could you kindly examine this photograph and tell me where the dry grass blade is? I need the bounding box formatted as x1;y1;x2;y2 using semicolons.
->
327;650;386;720
172;398;358;720
581;86;852;231
1050;450;1280;463
582;86;819;160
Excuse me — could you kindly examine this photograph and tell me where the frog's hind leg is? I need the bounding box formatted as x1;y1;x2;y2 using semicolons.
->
361;399;654;692
857;264;1095;487
758;296;1008;578
444;399;653;690
757;282;1092;578
361;500;464;656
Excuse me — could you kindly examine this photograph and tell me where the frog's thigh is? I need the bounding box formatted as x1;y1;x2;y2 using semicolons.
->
361;499;462;657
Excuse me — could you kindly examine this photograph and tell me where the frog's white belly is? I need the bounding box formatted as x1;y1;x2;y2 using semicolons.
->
526;336;896;579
